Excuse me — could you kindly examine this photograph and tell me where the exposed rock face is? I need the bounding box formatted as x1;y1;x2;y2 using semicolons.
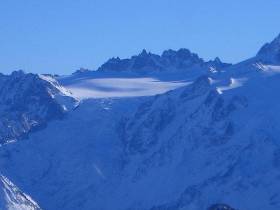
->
0;71;76;144
98;49;231;73
256;34;280;63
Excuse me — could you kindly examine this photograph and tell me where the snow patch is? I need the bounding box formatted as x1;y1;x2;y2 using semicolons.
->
217;77;248;94
254;63;280;75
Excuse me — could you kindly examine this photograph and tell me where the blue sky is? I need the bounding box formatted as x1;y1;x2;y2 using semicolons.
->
1;0;280;74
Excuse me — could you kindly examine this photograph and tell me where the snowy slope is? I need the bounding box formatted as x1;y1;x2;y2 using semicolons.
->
0;97;144;210
0;175;41;210
1;34;280;210
121;72;280;210
2;70;280;210
0;71;77;144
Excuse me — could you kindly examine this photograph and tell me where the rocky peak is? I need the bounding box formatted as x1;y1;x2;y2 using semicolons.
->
0;71;76;144
206;57;232;71
98;48;219;73
256;33;280;63
73;67;91;74
10;69;25;78
139;49;149;57
214;57;222;63
180;76;213;99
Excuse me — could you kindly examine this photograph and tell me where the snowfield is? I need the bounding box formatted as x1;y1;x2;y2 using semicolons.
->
60;76;190;99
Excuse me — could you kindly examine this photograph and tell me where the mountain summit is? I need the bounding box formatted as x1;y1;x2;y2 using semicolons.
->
98;48;231;73
0;72;77;144
257;33;280;63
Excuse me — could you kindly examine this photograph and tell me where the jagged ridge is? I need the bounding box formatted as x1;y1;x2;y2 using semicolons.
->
98;49;231;73
0;71;77;144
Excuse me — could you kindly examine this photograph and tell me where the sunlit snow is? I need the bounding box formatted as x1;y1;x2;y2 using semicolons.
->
216;77;248;94
255;63;280;74
63;77;190;99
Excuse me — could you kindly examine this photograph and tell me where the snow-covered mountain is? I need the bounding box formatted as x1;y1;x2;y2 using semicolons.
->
0;175;41;210
256;34;280;64
0;71;77;144
1;34;280;210
57;49;230;100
